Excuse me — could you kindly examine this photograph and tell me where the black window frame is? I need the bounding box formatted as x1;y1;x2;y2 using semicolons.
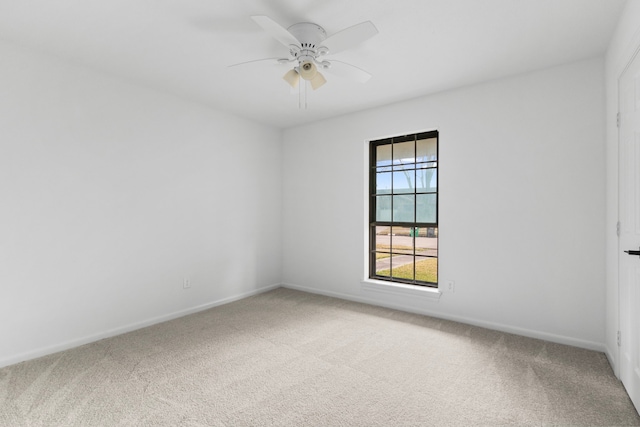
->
369;130;439;288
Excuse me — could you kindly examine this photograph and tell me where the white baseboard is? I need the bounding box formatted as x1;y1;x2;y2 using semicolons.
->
281;282;606;353
605;345;619;377
0;283;281;369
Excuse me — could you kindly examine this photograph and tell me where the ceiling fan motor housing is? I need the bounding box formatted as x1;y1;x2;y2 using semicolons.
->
286;23;331;81
287;22;327;47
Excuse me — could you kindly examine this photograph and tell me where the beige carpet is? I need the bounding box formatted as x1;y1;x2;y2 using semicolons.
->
1;287;639;426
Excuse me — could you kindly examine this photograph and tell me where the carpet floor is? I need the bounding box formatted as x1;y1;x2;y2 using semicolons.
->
1;287;639;426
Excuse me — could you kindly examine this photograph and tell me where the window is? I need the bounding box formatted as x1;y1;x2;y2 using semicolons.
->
369;131;438;287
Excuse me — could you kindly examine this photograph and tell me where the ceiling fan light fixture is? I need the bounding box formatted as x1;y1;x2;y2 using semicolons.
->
299;61;318;81
283;68;300;88
310;72;326;90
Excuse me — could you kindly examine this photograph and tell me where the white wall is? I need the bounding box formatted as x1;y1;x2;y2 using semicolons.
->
0;40;282;367
283;57;606;349
604;0;640;375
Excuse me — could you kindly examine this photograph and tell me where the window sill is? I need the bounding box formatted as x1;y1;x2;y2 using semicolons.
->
361;279;441;302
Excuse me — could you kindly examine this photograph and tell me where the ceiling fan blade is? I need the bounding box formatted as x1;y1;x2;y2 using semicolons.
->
228;57;289;68
323;21;378;54
251;15;300;48
325;60;372;83
310;72;327;90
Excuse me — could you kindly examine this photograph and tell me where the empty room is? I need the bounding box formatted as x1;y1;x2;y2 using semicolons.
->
2;0;640;425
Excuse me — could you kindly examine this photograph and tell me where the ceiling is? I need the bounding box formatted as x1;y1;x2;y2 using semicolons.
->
0;0;627;129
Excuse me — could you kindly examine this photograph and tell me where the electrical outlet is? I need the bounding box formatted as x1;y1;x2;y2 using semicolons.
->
444;280;455;293
183;278;191;289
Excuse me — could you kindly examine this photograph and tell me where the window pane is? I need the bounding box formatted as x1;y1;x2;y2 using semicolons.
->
393;194;414;222
391;226;413;254
376;144;392;167
376;172;392;194
415;256;437;283
376;258;391;277
417;138;437;162
374;226;392;277
416;168;437;192
415;227;438;257
392;170;414;194
376;196;392;221
416;194;436;223
393;141;415;165
374;226;391;253
391;256;414;281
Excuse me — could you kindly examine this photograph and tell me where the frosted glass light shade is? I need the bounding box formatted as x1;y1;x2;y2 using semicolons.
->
310;72;326;90
299;61;317;80
283;69;300;88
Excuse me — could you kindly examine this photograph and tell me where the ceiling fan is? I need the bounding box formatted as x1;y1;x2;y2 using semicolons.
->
232;16;378;91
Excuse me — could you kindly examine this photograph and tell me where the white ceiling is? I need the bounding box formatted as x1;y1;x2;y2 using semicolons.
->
0;0;627;129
